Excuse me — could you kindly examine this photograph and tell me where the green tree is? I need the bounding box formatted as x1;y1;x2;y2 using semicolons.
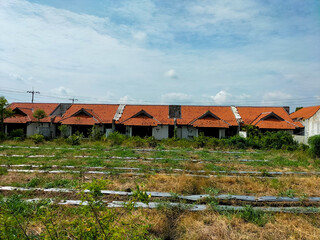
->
32;109;47;122
0;97;13;134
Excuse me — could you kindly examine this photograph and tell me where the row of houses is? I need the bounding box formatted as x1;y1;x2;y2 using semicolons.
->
4;102;319;141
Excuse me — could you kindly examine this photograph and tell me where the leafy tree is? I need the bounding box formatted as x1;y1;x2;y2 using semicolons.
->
0;97;13;134
32;109;47;122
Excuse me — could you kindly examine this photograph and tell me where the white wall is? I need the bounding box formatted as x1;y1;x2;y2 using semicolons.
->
152;125;168;140
27;123;55;137
303;109;320;138
181;126;198;139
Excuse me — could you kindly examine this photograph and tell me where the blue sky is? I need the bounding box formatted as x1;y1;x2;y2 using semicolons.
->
0;0;319;111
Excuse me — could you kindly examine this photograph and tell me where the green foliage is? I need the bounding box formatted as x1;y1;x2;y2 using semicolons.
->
58;125;69;138
279;189;296;198
30;134;45;144
308;135;320;158
194;133;207;148
107;131;127;146
260;131;298;150
239;205;270;227
244;125;261;139
32;109;47;122
9;129;25;140
67;132;83;145
0;167;8;175
89;125;102;141
26;177;41;188
0;96;14;134
0;181;151;239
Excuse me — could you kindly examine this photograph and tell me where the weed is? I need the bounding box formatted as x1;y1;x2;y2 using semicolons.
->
239;205;271;227
0;167;8;175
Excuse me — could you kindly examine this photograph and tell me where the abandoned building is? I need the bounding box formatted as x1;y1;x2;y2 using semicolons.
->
4;102;305;139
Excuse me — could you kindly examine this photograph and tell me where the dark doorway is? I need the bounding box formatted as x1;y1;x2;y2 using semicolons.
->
71;125;92;137
132;126;152;137
198;127;220;138
6;124;27;135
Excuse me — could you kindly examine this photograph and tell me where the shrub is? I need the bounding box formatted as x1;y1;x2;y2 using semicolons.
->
260;131;298;150
239;205;270;227
30;134;45;144
226;135;247;149
88;125;102;141
146;136;158;147
308;135;320;158
107;131;126;146
58;125;69;138
67;133;83;146
9;129;25;139
194;133;207;148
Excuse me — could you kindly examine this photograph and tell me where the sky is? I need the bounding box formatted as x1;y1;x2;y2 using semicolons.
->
0;0;319;111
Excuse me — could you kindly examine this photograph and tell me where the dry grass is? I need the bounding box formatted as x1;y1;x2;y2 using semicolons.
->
174;212;320;240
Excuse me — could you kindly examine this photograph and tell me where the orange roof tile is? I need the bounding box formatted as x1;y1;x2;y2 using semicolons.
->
118;105;173;126
178;106;238;127
5;103;59;123
237;107;302;130
290;105;320;120
59;104;119;125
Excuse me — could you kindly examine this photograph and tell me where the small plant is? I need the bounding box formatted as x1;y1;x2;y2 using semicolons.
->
9;129;25;139
0;167;8;175
67;132;83;145
30;134;45;144
107;131;126;146
239;205;270;227
58;125;69;138
279;189;296;198
88;125;102;141
308;135;320;158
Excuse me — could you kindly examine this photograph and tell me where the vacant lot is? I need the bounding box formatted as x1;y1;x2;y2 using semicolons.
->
1;141;319;239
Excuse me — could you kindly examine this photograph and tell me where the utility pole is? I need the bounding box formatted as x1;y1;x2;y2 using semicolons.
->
69;98;78;104
27;89;40;103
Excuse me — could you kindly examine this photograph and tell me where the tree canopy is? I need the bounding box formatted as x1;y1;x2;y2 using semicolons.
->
0;97;13;133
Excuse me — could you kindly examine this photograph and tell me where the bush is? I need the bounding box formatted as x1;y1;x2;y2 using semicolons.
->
194;134;207;148
260;131;298;150
225;135;247;149
88;125;102;141
30;134;45;144
9;129;25;139
308;135;320;158
239;205;270;227
107;131;126;146
146;136;158;147
67;133;83;146
58;125;69;138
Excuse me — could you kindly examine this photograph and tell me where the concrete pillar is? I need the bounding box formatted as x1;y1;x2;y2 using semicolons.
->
219;129;225;139
4;125;7;134
126;126;132;137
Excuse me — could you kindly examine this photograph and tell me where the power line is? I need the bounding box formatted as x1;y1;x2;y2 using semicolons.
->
69;98;78;103
27;89;40;103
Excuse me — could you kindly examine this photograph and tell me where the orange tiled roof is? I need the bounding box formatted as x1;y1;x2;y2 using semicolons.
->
118;105;173;126
178;106;238;127
290;105;320;120
5;103;59;123
59;104;119;125
237;107;302;130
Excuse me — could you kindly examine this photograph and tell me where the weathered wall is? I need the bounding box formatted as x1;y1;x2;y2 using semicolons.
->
303;109;320;138
152;125;168;140
181;126;198;139
27;123;55;137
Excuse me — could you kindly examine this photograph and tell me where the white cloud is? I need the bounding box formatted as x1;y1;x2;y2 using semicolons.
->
161;93;190;103
262;91;292;105
132;31;147;41
119;96;129;104
210;91;230;105
164;69;178;79
50;86;74;96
